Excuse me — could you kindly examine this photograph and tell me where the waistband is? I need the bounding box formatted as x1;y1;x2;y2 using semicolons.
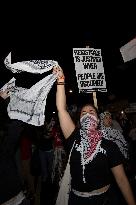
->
72;185;110;198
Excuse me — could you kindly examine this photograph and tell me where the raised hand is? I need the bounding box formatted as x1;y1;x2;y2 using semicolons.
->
53;66;65;82
0;89;10;99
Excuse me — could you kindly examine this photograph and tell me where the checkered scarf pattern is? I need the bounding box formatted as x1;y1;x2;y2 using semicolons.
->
3;52;58;126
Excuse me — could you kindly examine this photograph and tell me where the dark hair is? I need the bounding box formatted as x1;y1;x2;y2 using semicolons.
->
79;103;99;117
76;103;99;128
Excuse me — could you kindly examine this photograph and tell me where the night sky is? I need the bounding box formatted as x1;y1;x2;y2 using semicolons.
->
0;5;136;113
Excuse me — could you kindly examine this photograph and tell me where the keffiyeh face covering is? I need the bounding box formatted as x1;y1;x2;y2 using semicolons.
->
80;113;102;162
80;113;98;131
78;113;103;182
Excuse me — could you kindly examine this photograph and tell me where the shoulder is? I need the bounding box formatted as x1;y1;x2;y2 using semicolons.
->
102;138;124;168
102;138;123;153
102;138;117;148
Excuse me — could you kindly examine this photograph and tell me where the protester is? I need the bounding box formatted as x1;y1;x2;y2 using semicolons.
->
20;125;36;203
53;66;136;205
37;120;54;205
99;110;129;204
99;111;128;160
0;54;59;205
0;90;26;205
112;117;123;133
51;115;66;188
128;122;136;179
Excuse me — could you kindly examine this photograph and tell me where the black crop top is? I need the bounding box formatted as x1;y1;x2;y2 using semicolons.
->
66;128;124;192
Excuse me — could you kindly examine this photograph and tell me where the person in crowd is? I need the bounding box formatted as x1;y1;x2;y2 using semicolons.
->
99;110;130;204
51;115;66;190
99;111;128;160
53;66;136;205
129;122;136;141
0;90;26;205
38;120;54;183
128;121;136;179
118;111;131;142
37;119;54;205
112;113;123;133
20;125;36;203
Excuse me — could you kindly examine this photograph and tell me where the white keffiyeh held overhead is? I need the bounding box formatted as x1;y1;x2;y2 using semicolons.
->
2;52;59;126
8;73;57;126
4;52;58;74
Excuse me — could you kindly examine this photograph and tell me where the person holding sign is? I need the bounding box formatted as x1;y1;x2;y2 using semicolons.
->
53;66;136;205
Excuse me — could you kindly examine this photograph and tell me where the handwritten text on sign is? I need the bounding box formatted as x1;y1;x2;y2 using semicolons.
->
73;48;107;93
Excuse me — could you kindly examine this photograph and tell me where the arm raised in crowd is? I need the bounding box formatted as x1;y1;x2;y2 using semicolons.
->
53;66;75;139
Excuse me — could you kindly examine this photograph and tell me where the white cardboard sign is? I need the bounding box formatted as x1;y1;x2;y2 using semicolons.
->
73;48;107;93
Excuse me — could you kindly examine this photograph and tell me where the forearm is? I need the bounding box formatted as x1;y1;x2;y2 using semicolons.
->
112;164;136;205
56;83;66;112
116;173;136;205
54;66;75;138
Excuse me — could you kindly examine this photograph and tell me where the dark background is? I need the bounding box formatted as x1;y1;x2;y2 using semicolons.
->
0;3;136;113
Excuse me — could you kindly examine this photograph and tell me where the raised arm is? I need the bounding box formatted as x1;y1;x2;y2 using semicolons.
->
111;164;136;205
53;66;75;139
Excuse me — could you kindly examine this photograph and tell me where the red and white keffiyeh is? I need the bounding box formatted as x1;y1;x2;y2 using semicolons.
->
80;113;102;163
75;113;104;183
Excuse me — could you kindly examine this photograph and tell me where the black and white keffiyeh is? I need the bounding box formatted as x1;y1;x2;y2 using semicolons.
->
8;73;57;126
99;112;128;159
2;52;59;126
4;52;58;73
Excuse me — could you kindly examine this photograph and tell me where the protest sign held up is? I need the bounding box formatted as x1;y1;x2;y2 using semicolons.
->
73;48;107;93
